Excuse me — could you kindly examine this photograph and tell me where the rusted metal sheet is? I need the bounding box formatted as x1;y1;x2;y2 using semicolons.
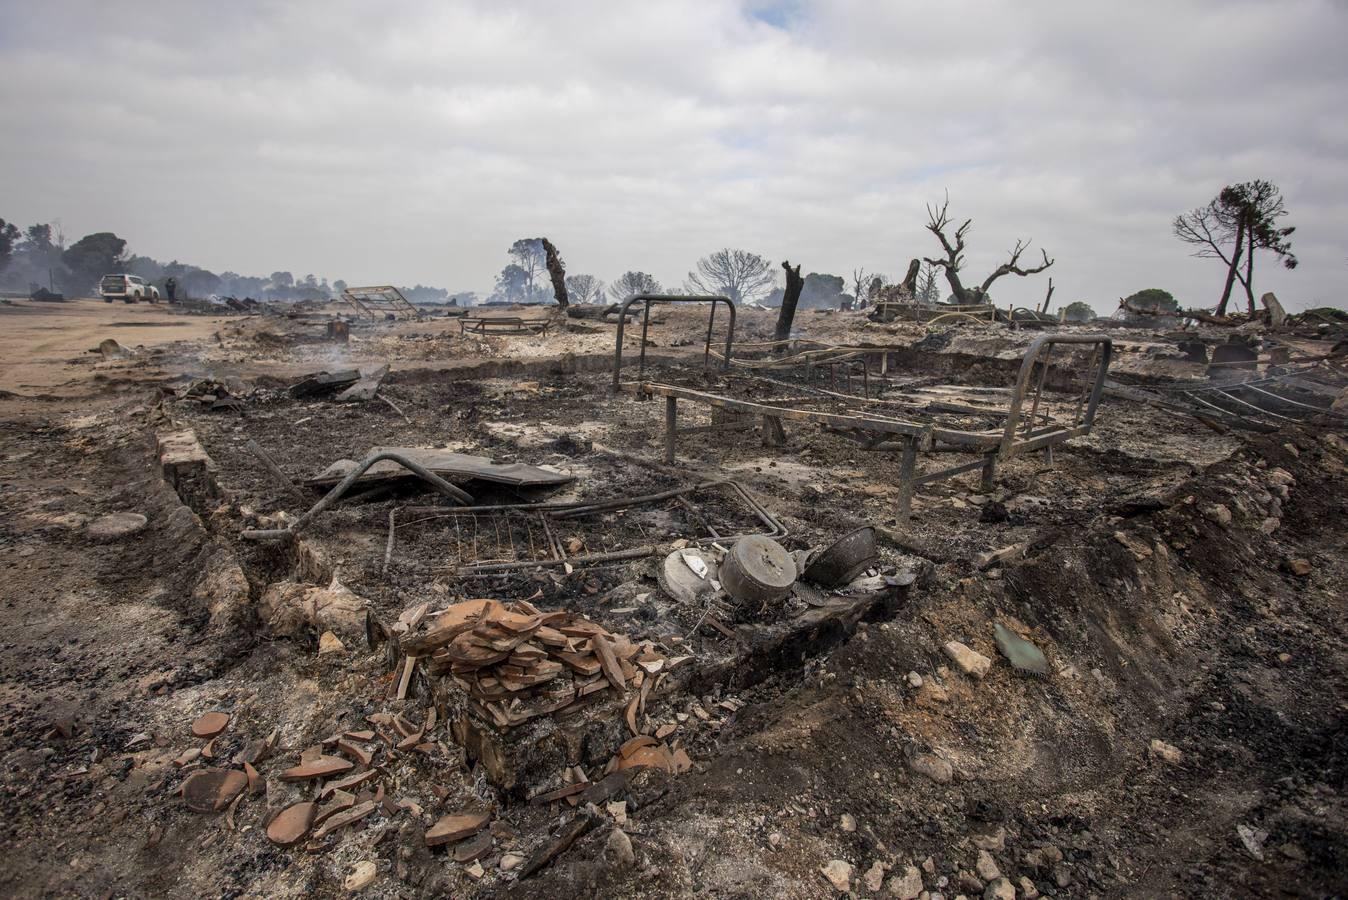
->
306;447;574;489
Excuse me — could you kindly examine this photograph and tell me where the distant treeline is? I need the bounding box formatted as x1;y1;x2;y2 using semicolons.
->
0;219;466;304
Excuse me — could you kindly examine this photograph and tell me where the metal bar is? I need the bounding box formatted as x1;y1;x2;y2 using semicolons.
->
980;452;998;491
1184;392;1279;432
664;396;677;464
245;439;307;504
704;302;716;375
1073;344;1099;425
641;382;930;437
1212;387;1294;421
897;438;917;520
1000;334;1112;458
1241;383;1334;415
911;455;992;485
675;421;758;435
383;508;396;575
1023;342;1054;435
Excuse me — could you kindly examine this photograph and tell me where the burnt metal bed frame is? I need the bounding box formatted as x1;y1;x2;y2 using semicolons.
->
610;298;1111;518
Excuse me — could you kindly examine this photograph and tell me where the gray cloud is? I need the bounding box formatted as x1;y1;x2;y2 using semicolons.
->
1;0;1344;311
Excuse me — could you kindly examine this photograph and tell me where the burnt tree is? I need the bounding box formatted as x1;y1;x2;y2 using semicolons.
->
899;258;920;297
773;260;804;348
539;238;568;308
923;197;1053;304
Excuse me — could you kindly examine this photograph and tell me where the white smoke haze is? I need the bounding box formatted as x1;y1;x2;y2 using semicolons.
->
1;0;1344;312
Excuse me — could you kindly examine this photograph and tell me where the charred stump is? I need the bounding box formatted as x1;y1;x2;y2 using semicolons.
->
899;258;920;296
540;238;568;309
774;261;804;350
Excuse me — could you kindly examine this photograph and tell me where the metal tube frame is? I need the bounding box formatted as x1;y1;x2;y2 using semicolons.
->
612;294;736;393
999;334;1112;458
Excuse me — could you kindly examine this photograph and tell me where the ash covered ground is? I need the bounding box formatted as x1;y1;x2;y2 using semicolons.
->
0;298;1344;899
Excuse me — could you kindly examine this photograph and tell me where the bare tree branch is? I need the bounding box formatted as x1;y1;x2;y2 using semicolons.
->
979;241;1054;294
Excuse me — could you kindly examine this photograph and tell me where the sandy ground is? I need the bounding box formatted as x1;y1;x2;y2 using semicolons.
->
0;298;235;392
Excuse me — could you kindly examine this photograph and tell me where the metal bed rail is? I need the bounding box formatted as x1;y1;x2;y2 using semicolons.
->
638;334;1113;519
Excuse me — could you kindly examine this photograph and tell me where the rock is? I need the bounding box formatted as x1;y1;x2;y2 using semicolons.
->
1023;845;1062;871
982;877;1015;900
344;860;377;891
921;857;935;874
1149;738;1183;765
97;338;132;358
888;864;924;899
500;852;525;871
1018;875;1039;898
1052;863;1072;887
1201;504;1232;526
840;813;857;832
87;512;148;541
1278;842;1306;862
604;828;635;868
1236;823;1267;860
943;641;991;679
957;869;985;893
1287;558;1312;576
1266;467;1295;487
863;861;886;892
258;577;370;643
318;631;346;655
974;850;1000;882
972;826;1005;851
465;861;484;879
822;859;853;892
191;549;251;629
768;832;783;848
907;671;924;688
909;753;953;784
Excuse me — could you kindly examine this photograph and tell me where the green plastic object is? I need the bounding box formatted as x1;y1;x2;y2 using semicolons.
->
993;622;1049;677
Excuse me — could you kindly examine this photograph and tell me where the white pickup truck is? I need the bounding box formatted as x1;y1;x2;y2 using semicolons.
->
99;274;160;303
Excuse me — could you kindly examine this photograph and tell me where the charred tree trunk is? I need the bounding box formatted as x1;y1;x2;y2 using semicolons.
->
899;258;920;297
1216;218;1244;317
943;268;971;304
1040;277;1055;314
540;238;568;308
774;260;804;349
1243;217;1256;315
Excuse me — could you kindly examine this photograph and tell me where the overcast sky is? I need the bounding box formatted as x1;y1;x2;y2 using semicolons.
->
2;0;1345;312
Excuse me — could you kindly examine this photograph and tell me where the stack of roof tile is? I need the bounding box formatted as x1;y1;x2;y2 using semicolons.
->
403;599;669;730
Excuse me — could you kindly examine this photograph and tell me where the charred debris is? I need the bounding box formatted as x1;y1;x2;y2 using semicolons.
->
116;247;1348;895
